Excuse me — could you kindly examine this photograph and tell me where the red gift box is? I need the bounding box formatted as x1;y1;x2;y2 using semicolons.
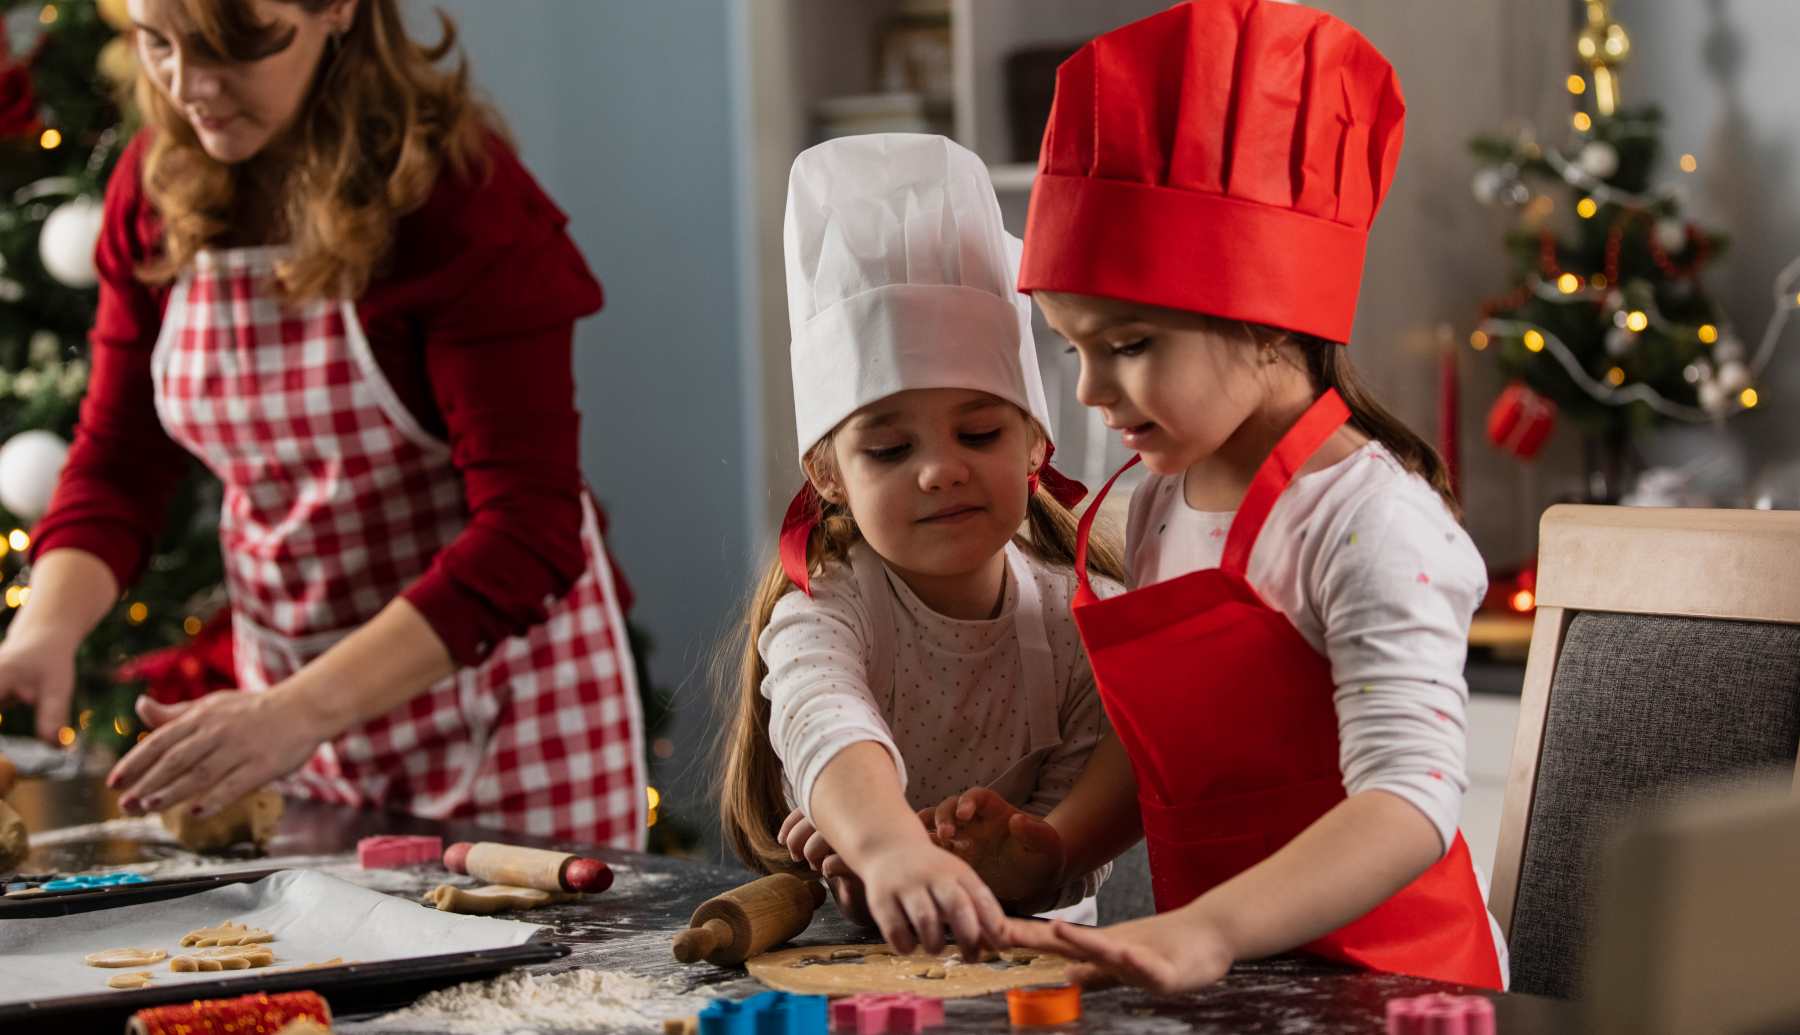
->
1486;382;1557;460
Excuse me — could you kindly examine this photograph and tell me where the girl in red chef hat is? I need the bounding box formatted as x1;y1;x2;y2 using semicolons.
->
924;0;1509;993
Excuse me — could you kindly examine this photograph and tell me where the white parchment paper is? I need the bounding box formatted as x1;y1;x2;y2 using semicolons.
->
0;869;543;1005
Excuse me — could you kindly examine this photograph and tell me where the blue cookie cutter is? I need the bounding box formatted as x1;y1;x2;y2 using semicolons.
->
39;873;150;891
698;990;827;1035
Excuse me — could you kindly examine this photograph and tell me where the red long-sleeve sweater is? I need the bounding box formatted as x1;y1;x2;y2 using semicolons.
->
31;129;611;667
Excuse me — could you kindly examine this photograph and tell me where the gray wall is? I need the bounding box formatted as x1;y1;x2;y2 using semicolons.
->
1626;0;1800;500
423;0;752;841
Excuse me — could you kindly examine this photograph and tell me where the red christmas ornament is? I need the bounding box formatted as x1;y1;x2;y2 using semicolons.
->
115;607;238;704
1486;382;1557;460
0;25;40;140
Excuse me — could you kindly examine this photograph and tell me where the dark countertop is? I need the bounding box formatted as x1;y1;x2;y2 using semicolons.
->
6;772;1582;1034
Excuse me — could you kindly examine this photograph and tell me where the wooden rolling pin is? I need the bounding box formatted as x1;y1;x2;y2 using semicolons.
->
672;872;827;966
442;841;613;894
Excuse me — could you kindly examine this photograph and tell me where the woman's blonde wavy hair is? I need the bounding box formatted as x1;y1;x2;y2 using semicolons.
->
135;0;492;301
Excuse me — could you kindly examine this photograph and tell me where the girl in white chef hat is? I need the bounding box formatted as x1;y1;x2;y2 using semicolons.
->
717;134;1125;957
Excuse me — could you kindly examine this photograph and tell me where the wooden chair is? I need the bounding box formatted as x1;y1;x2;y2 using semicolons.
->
1489;504;1800;999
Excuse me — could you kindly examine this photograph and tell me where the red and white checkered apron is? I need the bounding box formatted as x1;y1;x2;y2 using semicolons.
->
150;246;646;848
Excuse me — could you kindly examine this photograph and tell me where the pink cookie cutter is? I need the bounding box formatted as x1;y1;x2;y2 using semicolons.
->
828;993;945;1034
1385;992;1496;1035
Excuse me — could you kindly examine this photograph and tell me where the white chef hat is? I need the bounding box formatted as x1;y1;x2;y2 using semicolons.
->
783;133;1054;459
777;133;1082;594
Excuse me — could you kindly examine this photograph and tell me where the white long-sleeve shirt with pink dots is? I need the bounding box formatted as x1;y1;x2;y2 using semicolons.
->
1124;441;1487;857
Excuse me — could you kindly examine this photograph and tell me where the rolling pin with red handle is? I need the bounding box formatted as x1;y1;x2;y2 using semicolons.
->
672;872;827;965
442;841;613;894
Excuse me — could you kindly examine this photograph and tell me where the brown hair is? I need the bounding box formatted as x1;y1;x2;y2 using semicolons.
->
1182;312;1461;518
1301;337;1460;518
716;430;1127;874
135;0;492;300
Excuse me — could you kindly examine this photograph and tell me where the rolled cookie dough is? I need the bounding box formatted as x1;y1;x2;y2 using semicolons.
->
107;971;155;990
423;883;572;914
169;945;276;971
181;920;274;946
747;944;1071;998
85;948;169;968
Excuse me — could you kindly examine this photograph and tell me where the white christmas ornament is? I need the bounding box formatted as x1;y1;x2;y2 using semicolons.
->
1715;359;1751;394
1698;380;1728;416
1654;218;1687;253
1471;166;1507;206
1714;335;1745;363
28;331;60;365
1578;141;1620;179
0;430;70;521
38;196;105;288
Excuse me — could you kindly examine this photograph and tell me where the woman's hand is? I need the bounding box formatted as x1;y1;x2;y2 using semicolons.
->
107;688;329;817
998;910;1234;993
0;629;79;743
925;787;1066;911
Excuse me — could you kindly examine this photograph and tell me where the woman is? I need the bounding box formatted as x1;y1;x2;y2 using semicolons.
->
0;0;645;847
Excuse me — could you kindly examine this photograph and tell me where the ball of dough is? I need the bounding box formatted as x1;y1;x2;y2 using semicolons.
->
0;800;27;873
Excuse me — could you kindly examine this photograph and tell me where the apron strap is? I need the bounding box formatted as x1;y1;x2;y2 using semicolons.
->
1074;455;1142;598
849;545;900;711
1003;542;1061;755
1221;389;1352;577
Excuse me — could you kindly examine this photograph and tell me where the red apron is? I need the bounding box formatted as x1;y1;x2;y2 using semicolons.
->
1070;389;1501;989
151;246;646;848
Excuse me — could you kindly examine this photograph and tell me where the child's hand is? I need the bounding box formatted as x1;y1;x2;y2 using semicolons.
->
818;854;875;928
779;806;835;872
997;912;1234;993
845;832;1006;960
925;787;1066;910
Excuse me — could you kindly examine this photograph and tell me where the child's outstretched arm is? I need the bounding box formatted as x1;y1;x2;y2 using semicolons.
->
807;741;1008;959
928;732;1143;909
1002;789;1441;992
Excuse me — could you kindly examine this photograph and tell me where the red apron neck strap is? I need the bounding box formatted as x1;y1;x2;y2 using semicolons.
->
1221;389;1352;577
1075;455;1141;594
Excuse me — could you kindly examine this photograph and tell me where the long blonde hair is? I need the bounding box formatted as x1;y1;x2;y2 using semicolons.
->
135;0;492;300
716;432;1126;874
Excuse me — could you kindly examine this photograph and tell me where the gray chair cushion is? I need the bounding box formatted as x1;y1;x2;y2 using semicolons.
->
1097;839;1155;924
1509;612;1800;999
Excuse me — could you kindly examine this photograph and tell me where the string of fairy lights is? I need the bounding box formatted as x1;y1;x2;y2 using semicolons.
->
1469;71;1797;423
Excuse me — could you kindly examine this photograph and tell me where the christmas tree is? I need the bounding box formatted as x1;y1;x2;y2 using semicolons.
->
1466;0;1766;501
1;0;225;754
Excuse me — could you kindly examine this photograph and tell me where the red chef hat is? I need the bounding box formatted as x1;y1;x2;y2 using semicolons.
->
1018;0;1405;344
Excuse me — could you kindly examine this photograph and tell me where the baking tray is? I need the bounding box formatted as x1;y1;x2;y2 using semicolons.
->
0;942;570;1032
0;869;568;1032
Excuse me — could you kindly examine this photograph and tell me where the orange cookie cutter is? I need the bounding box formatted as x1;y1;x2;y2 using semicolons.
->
1006;984;1081;1026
